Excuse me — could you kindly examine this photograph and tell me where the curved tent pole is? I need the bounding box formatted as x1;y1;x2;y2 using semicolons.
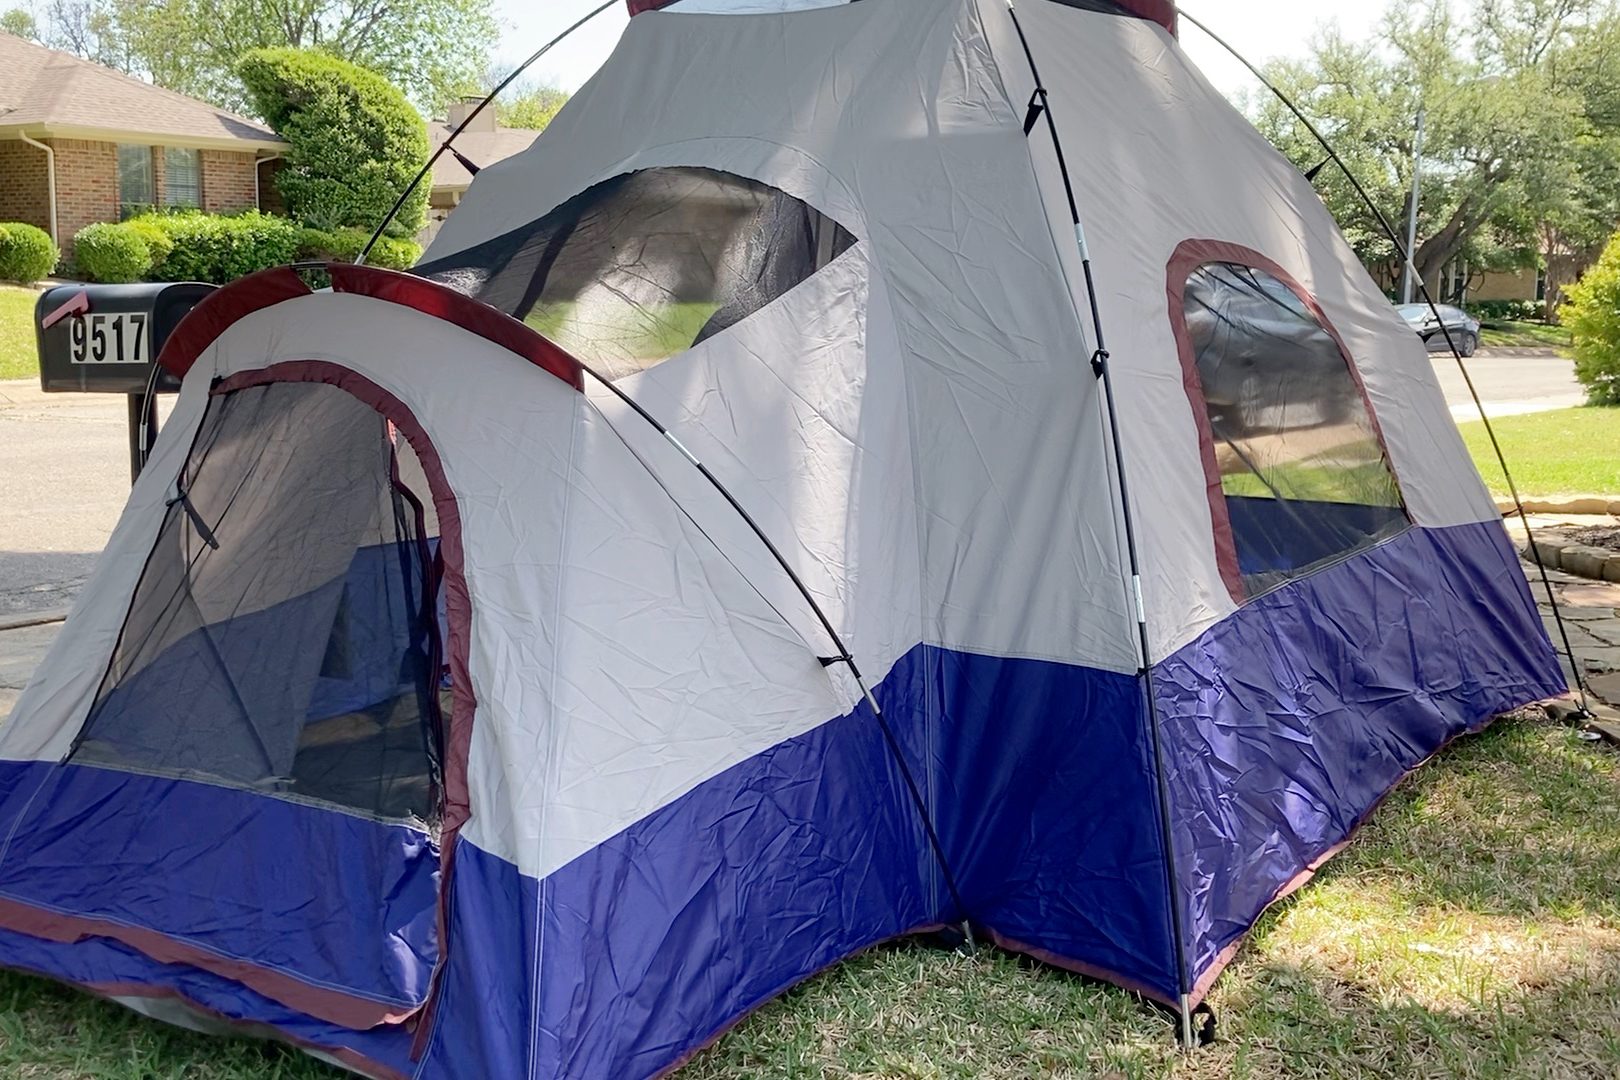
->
576;361;976;940
355;0;622;267
1177;8;1593;715
1004;3;1196;1046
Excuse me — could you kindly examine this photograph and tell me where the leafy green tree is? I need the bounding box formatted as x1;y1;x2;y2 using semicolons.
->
1;7;40;39
239;48;429;237
1250;0;1619;306
498;82;570;131
42;0;495;113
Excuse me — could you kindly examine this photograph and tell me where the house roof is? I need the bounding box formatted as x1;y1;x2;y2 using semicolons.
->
427;121;542;194
0;33;286;151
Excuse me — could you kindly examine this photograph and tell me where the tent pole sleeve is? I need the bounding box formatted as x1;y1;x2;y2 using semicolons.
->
1176;9;1593;718
356;0;620;266
1005;2;1196;1037
578;366;975;933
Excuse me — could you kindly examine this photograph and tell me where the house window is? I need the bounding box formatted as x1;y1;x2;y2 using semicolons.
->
164;147;201;207
416;167;858;382
117;144;154;213
1171;244;1409;600
1536;267;1548;302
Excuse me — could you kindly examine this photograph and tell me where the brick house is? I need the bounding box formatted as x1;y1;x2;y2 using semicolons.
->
0;33;288;262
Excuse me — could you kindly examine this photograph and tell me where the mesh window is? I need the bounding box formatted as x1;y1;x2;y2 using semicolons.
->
1183;262;1408;597
72;382;445;824
418;167;857;380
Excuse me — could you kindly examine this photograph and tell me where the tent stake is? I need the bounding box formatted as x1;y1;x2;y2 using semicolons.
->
1005;3;1197;1042
1178;7;1593;718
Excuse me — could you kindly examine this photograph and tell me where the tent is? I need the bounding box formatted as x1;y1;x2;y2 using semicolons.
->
0;0;1567;1076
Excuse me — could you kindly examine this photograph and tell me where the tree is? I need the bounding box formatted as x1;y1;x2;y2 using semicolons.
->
238;48;429;237
41;0;496;114
1;7;40;39
1250;0;1618;305
498;82;569;131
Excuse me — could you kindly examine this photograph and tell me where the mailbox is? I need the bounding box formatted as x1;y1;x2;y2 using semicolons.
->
35;282;216;481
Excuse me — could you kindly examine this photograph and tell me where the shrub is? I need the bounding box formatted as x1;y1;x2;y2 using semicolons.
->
73;222;152;283
1467;299;1544;324
238;48;429;238
132;210;301;284
295;226;420;270
1563;231;1620;406
0;221;59;283
123;218;175;275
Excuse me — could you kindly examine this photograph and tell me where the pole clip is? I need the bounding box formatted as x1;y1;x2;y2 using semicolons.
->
1090;349;1109;379
1023;88;1047;136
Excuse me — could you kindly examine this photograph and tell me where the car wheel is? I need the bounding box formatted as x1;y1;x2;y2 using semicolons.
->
1457;331;1478;358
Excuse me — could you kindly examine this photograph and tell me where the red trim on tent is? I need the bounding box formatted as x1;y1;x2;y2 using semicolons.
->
210;360;478;1045
156;266;313;379
626;0;1177;34
158;263;585;391
1165;238;1406;605
0;896;416;1031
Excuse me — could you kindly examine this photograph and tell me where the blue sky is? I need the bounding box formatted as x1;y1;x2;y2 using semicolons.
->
492;0;1387;100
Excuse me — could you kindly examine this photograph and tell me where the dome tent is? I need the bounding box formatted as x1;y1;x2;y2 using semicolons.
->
0;0;1565;1076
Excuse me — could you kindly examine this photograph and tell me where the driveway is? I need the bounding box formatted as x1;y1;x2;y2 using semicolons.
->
1432;350;1585;420
0;379;174;620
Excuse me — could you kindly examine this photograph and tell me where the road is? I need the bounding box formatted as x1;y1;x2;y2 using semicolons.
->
1433;350;1585;420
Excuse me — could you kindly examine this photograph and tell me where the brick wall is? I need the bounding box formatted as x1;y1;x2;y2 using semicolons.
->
201;150;259;214
50;138;119;261
0;139;52;233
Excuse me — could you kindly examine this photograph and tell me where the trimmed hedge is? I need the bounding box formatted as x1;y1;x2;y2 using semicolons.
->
129;210;301;284
0;221;59;284
294;227;419;270
239;49;429;238
73;222;152;284
1466;299;1544;323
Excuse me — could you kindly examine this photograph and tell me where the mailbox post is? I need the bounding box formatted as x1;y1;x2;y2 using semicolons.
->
35;282;215;483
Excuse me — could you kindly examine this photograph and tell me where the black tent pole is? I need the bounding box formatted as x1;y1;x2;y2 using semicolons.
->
576;361;977;942
1004;3;1197;1048
356;0;621;266
1176;8;1592;715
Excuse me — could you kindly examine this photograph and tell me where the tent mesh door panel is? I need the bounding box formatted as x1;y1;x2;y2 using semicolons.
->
1182;261;1409;597
418;166;858;380
72;382;444;823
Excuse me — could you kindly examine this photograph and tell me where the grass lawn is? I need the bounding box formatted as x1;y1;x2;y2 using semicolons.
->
1458;406;1620;498
1478;320;1573;352
0;713;1615;1077
0;284;41;381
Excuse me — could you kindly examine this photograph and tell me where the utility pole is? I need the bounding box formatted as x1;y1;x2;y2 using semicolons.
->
1401;105;1426;304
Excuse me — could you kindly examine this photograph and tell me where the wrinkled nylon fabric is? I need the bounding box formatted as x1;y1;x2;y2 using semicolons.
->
1155;521;1567;995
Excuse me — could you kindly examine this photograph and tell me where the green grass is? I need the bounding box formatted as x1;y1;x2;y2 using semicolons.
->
1;714;1616;1077
526;300;720;371
0;284;40;381
1458;406;1620;498
1478;320;1573;352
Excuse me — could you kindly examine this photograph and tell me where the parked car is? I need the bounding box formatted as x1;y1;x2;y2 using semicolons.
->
1396;303;1480;357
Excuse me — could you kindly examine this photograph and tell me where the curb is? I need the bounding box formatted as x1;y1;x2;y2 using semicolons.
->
0;609;69;633
1499;497;1620;517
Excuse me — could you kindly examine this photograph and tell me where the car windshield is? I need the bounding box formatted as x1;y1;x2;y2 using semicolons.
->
1394;304;1430;325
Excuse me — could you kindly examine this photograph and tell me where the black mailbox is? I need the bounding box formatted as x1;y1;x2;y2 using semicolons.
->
35;282;216;481
36;282;213;393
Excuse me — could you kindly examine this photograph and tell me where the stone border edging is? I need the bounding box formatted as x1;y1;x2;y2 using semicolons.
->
1498;497;1620;517
1524;534;1620;583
